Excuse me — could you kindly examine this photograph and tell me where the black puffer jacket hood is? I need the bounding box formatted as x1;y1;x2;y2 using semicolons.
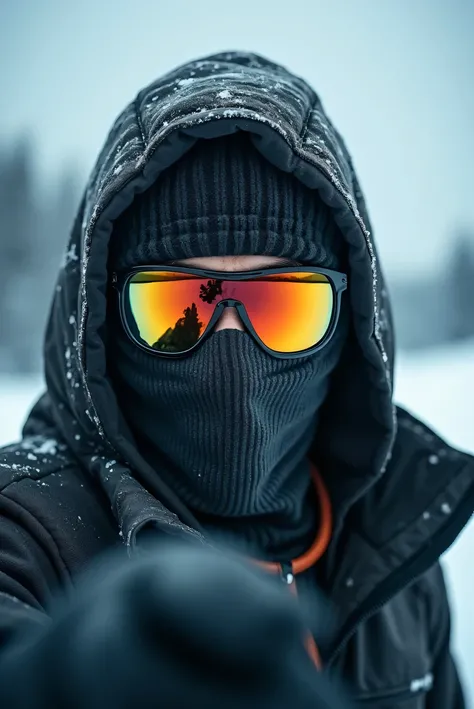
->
26;51;398;542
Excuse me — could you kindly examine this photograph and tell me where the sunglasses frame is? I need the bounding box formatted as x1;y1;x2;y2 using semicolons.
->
112;265;348;359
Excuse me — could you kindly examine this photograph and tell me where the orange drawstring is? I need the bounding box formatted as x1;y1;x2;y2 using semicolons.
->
253;464;332;671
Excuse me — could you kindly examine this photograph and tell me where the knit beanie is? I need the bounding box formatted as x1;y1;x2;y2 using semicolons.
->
110;132;343;270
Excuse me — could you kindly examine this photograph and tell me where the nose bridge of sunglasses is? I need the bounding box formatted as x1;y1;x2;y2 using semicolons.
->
213;299;246;329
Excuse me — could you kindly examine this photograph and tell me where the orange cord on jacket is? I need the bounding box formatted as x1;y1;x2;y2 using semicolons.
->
253;464;332;671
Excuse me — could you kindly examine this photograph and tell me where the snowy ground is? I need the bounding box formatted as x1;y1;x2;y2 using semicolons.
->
0;341;473;700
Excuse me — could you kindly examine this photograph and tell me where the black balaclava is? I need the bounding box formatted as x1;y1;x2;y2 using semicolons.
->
108;133;348;561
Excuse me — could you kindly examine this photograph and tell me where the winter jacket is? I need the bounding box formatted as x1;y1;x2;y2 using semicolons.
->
0;51;472;707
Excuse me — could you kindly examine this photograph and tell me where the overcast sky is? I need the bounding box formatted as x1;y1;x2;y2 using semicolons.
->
1;0;473;277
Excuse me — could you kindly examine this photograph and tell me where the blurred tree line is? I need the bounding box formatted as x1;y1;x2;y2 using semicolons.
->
0;135;81;373
0;135;473;374
390;229;474;350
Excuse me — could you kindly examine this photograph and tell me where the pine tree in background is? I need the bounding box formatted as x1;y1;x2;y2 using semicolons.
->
0;136;81;374
0;136;37;373
448;230;474;341
32;165;82;371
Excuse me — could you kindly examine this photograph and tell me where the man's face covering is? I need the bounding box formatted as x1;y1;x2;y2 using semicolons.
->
109;316;347;516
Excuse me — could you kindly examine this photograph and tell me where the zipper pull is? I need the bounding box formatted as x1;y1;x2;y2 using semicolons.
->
280;561;294;586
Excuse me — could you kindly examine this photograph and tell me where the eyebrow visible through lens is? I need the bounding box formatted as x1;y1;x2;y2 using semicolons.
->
168;258;302;270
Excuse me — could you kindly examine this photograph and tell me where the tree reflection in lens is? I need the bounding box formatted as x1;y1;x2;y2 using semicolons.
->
150;278;228;352
152;303;203;352
199;279;223;304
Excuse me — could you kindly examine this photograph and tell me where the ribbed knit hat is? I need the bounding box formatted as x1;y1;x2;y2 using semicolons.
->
110;132;344;270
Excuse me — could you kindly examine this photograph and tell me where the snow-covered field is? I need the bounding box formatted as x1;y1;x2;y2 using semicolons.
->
0;341;473;700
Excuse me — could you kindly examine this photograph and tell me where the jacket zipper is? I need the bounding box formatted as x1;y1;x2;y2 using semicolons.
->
279;561;324;670
325;489;474;668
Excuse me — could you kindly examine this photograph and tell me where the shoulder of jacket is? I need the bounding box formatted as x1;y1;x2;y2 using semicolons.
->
355;408;472;571
0;437;120;577
0;435;79;492
395;406;472;465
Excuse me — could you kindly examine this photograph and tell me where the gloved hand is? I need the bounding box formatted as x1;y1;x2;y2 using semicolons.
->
0;540;352;709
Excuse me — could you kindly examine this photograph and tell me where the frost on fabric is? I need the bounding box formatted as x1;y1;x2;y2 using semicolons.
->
62;243;79;268
177;78;195;88
0;436;70;480
20;437;67;457
64;342;81;396
90;455;120;478
0;462;40;474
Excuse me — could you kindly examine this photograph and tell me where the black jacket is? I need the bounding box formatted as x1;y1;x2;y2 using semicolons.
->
0;51;472;707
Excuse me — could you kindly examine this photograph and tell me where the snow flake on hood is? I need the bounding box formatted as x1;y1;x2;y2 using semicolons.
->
62;243;79;269
176;78;195;88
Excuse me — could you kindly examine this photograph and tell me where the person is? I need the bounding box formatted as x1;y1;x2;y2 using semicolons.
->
0;49;471;707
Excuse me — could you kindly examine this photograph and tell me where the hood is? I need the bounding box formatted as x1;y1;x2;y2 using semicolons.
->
25;51;397;546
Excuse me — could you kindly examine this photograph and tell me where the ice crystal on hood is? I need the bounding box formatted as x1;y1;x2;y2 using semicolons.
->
64;344;79;393
0;459;41;475
217;89;232;99
32;439;60;455
62;243;79;267
177;78;195;88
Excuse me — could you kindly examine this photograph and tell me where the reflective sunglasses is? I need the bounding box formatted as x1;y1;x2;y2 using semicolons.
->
112;265;347;359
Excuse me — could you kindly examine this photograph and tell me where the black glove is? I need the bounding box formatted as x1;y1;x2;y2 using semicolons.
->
0;540;352;709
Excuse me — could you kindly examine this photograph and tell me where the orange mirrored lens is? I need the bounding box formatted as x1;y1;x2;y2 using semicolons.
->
231;273;334;353
127;271;334;354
